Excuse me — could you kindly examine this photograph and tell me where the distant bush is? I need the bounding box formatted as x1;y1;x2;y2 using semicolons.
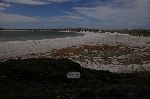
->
101;29;150;37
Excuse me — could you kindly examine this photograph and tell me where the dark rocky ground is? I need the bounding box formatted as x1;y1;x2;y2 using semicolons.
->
0;58;150;99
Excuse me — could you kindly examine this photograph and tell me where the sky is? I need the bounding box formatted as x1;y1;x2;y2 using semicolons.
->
0;0;150;29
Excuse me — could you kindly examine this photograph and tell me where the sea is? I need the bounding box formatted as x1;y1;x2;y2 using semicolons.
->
0;31;84;42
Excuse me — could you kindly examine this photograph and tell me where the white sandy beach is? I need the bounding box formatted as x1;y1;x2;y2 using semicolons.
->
0;31;150;72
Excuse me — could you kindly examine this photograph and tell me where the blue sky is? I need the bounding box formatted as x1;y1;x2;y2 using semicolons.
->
0;0;150;29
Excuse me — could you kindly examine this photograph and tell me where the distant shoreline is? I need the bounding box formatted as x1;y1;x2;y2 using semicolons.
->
0;31;150;72
1;28;149;37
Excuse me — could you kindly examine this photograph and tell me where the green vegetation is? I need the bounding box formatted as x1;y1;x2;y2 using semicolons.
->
0;58;150;99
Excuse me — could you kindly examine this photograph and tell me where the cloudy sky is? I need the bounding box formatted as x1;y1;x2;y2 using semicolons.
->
0;0;150;29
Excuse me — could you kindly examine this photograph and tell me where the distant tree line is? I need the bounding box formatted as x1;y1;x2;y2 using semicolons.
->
1;28;150;37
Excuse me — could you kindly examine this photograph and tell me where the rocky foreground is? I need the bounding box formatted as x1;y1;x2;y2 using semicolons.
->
0;58;150;99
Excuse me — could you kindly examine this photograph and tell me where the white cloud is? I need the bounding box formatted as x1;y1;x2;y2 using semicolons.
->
46;0;70;3
42;13;84;22
3;0;48;5
74;0;150;28
0;12;40;23
0;11;84;28
0;3;11;10
2;0;71;5
0;11;83;23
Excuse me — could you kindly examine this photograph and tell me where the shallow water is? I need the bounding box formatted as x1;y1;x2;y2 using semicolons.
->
0;31;84;42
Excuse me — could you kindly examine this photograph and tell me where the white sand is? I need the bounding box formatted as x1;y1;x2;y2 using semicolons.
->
0;31;150;72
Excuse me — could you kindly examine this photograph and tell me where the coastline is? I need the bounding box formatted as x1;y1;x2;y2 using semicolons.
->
0;31;150;72
0;31;92;60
